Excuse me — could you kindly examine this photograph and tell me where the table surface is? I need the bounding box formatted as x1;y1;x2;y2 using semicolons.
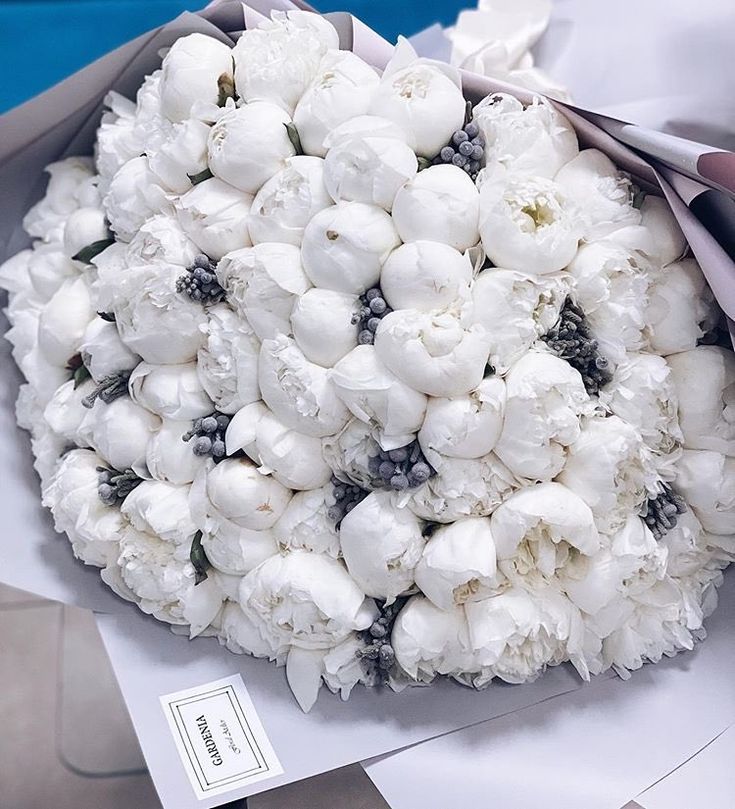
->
0;0;472;114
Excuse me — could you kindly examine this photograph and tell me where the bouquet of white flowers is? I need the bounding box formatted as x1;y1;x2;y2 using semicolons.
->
1;4;734;716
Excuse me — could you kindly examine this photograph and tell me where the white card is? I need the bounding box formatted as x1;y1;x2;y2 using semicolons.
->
161;676;283;800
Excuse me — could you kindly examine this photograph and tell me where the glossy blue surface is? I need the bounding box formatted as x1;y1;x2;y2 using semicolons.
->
0;0;472;113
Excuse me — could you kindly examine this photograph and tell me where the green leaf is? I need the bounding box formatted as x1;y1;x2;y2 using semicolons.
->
285;122;303;155
188;168;213;186
417;157;433;172
72;238;115;264
190;531;210;586
73;364;91;390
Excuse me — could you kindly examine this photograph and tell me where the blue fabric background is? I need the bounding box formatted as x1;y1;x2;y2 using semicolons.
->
0;1;472;114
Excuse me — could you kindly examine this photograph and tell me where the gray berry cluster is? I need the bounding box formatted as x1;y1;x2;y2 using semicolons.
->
327;474;369;525
176;254;226;304
82;371;131;409
351;286;393;345
643;483;687;540
97;466;143;506
432;120;485;180
541;298;613;395
367;440;433;492
182;412;230;460
357;598;407;684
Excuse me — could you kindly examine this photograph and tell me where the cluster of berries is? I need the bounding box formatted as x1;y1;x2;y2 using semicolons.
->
431;119;485;180
367;440;434;492
356;598;407;685
176;254;226;304
351;286;393;346
182;412;231;460
97;467;142;506
644;483;687;540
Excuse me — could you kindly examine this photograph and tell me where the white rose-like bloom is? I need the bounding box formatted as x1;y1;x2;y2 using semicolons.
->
43;378;96;446
374;309;491;398
558;415;655;534
249;156;332;246
339;491;425;602
125;215;199;268
272;487;340;557
293;50;379;157
321;418;381;489
129;362;212;420
380;241;473;313
208;102;295;194
37;276;95;366
465;587;586;683
418;377;506;467
407;452;518;524
415;517;498;611
494;351;592;481
555;149;640;241
599;353;683;455
392;596;473;682
205;457;292;529
217;243;310;341
148;117;210;193
646;259;719;356
479;175;580;274
175;178;253;260
80;317;139;383
323;117;417;210
103;156;170;241
116;525;223;636
291;288;358;367
63;206;108;263
247;409;332;491
369;42;466;158
41;449;125;567
473;94;578;179
675;450;735;536
470;268;569;374
232;10;339;114
392;165;480;251
667;347;735;455
259;335;350;438
301;202;399;294
81;397;160;471
121;480;198;545
146;419;206;484
201;521;277;577
112;263;207;364
330;346;428;448
239;550;374;654
159;33;233;123
197;304;260;414
567;241;651;365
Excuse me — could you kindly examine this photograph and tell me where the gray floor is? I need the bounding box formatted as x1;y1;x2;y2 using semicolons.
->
0;583;389;809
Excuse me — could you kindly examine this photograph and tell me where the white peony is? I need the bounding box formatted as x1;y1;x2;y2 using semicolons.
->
146;418;206;484
418;377;506;467
159;33;234;123
208;102;295;194
667;347;735;455
232;10;339;114
238;549;374;654
80;397;160;472
374;309;491;398
148;117;211;193
291;287;358;367
43;377;96;446
121;480;198;545
339;491;426;602
330;346;428;448
272;487;340;557
470;268;569;374
63;206;108;263
293;50;379;157
380;241;473;313
479;175;580;274
322;116;417;210
321;418;381;489
196;303;261;414
675;449;735;536
301;202;399;294
200;521;277;576
473;93;578;179
249;156;332;246
103;156;170;241
42;448;126;567
125;214;199;268
613;194;687;267
27;242;78;300
645;259;719;356
258;335;350;438
494;350;593;481
216;243;310;341
175;177;253;260
79;317;140;383
392;165;480;251
558;415;655;534
129;362;212;420
218;601;278;659
37;276;95;366
95;92;140;183
415;517;498;611
111;263;207;364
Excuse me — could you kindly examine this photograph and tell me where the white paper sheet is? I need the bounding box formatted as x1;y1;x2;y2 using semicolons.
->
363;569;735;809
